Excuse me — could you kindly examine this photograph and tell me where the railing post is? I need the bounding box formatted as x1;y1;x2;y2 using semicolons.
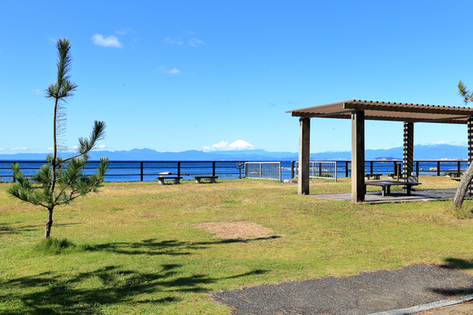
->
416;161;419;176
212;161;216;177
279;162;282;182
370;161;373;175
437;161;440;176
458;161;461;174
318;162;322;177
291;161;295;179
140;162;144;181
177;162;181;177
346;161;349;178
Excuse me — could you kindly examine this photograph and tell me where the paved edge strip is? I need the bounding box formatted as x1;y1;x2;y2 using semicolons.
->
369;293;473;315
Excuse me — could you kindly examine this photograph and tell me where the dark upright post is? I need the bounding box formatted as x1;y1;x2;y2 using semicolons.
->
351;110;365;202
403;122;414;179
298;117;310;195
469;117;473;165
140;162;144;181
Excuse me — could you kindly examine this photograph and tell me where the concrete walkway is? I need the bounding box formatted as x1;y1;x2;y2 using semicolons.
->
412;300;473;314
311;188;472;204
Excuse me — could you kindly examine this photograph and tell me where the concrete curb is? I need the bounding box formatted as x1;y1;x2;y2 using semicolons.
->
369;293;473;315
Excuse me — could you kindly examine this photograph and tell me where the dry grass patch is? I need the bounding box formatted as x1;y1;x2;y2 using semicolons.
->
196;221;275;240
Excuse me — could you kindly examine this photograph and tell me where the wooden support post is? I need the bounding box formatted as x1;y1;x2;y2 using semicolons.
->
298;117;310;195
403;122;414;179
351;110;365;202
469;117;473;165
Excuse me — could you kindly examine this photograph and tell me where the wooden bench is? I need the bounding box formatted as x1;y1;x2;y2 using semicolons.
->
194;176;218;183
365;180;421;197
446;172;462;178
156;176;182;184
365;173;382;180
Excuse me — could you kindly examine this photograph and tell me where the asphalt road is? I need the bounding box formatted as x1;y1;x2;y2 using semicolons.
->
210;264;473;315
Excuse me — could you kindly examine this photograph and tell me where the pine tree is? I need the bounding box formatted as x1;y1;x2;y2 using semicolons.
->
8;39;108;239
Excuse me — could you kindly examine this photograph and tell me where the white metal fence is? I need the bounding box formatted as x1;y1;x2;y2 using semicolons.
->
295;161;338;181
245;162;282;182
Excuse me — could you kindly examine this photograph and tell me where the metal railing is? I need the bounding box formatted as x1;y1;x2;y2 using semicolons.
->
245;162;282;181
0;160;247;182
290;160;469;179
294;161;338;181
0;159;469;183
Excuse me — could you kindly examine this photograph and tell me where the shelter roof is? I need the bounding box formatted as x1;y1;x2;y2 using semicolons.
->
286;99;473;124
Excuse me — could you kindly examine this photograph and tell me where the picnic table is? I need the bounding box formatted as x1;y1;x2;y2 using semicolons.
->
193;176;218;183
365;180;420;197
365;173;382;180
446;172;462;177
451;177;473;196
156;176;182;184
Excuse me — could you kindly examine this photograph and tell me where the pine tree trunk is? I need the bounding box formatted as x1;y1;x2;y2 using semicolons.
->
453;163;473;208
44;207;54;239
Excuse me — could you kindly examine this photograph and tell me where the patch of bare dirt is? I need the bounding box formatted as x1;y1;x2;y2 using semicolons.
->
196;221;275;240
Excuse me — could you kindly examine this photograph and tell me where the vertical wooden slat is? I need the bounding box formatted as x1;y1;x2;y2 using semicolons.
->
402;122;414;179
468;117;473;165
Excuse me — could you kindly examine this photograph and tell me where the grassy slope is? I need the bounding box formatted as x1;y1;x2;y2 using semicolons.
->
1;177;472;314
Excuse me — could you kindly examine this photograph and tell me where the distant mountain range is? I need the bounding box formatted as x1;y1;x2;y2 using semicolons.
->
0;144;468;161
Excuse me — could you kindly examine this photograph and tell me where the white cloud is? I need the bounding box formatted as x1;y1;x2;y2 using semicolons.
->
97;144;106;149
92;34;123;48
203;140;255;152
157;66;181;74
189;38;205;47
164;37;184;45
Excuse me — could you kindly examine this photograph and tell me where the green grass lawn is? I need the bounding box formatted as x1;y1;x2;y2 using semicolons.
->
1;177;473;314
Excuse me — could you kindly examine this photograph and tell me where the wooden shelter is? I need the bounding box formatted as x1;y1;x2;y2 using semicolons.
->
287;99;473;202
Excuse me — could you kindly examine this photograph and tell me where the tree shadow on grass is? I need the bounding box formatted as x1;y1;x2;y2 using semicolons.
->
441;257;473;270
1;222;82;236
427;257;473;298
84;236;280;256
0;222;42;235
1;264;270;314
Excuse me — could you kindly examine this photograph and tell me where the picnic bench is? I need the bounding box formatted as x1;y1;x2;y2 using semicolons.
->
365;173;382;180
452;177;473;196
156;176;183;184
446;172;462;177
194;176;218;183
365;179;420;197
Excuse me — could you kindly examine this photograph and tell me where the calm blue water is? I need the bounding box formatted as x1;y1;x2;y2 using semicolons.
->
0;160;468;182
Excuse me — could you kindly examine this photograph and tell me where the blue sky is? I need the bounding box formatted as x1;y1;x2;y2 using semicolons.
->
1;0;473;155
